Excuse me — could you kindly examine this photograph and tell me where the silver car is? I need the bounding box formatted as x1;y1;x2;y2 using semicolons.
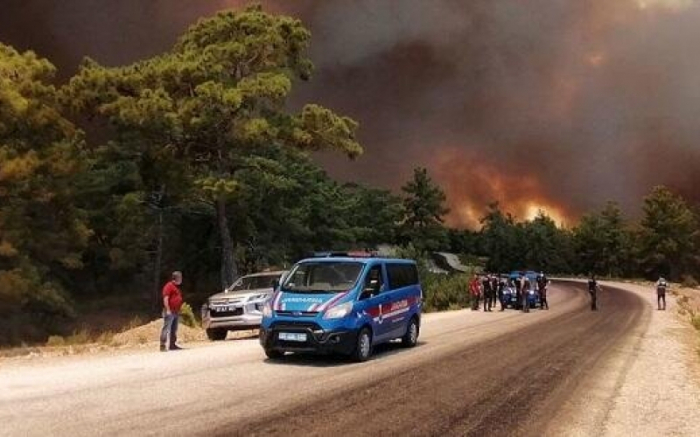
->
202;271;287;341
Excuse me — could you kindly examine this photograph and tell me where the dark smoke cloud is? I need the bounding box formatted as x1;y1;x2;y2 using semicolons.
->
2;0;700;227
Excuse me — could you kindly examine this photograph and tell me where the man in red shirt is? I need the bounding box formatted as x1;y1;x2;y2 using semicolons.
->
160;271;184;351
469;274;482;311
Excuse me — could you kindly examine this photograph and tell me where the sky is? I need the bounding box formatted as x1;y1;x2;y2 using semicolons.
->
2;0;699;228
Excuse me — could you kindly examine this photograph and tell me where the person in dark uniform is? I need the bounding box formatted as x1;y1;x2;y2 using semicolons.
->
520;273;531;313
514;275;522;310
490;275;499;310
482;274;493;312
588;274;599;311
656;277;668;310
537;272;549;310
497;276;506;311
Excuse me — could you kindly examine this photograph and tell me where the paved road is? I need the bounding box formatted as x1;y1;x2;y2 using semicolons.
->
0;281;647;436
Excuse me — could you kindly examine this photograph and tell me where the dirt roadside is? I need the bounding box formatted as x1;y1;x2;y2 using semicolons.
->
545;281;700;437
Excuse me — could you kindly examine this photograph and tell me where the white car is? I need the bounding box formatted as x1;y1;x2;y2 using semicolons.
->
202;271;287;341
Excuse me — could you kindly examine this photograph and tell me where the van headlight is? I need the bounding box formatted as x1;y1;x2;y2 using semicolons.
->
323;302;353;320
262;302;273;318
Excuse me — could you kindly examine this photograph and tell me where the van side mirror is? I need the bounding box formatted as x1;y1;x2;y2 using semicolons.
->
272;279;280;290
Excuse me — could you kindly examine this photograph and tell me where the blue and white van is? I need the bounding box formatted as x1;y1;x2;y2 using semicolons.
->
259;254;422;362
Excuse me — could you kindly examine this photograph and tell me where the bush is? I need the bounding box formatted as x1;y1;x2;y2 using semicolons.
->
180;303;197;328
422;273;472;312
46;335;66;347
681;275;699;288
691;314;700;332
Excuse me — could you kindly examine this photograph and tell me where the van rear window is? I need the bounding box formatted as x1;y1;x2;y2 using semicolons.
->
386;264;419;290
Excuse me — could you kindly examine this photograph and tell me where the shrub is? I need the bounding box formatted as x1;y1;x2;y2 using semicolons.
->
46;335;66;347
681;275;699;288
65;330;90;345
691;314;700;332
180;303;197;328
423;273;471;312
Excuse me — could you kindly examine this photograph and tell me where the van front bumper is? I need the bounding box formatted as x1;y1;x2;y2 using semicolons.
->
259;323;357;356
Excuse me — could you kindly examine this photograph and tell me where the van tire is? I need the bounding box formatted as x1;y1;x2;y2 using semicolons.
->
264;348;284;360
402;317;419;348
206;328;227;341
351;328;372;362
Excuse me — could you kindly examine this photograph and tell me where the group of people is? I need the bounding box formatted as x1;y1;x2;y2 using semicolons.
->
469;272;550;313
587;274;669;312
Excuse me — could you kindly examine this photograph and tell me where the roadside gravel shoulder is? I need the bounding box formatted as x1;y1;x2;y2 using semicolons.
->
547;281;700;437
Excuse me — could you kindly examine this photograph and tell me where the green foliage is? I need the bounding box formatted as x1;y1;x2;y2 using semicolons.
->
394;245;474;312
480;203;524;272
179;303;197;328
422;274;472;312
521;212;571;273
638;187;698;280
400;167;449;253
65;5;362;289
0;43;86;345
574;202;635;277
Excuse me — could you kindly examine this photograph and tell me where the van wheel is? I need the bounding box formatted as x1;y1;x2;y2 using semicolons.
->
351;328;372;362
206;328;227;341
402;317;419;348
264;349;284;360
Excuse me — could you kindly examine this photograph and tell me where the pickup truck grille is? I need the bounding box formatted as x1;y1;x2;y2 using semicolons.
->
210;307;244;317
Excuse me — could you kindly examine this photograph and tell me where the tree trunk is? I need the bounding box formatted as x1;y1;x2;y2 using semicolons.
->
217;197;238;290
152;186;166;313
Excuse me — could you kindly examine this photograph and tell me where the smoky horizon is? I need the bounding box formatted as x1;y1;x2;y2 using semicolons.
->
2;0;699;228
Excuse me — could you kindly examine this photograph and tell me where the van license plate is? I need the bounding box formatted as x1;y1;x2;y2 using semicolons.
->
279;332;307;342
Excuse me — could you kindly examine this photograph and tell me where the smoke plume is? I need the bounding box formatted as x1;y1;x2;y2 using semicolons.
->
2;0;700;227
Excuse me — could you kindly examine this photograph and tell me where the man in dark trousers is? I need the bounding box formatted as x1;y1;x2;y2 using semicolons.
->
588;274;599;311
482;274;493;312
520;273;531;313
537;272;549;310
656;277;668;310
161;271;184;351
493;275;504;311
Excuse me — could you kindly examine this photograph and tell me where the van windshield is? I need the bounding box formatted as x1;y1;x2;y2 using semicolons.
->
282;262;363;293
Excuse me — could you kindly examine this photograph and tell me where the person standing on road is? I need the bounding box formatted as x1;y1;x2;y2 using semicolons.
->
656;277;668;310
470;274;482;311
497;276;506;311
537;272;549;310
588;274;599;311
482;274;493;312
520;273;531;313
161;271;184;352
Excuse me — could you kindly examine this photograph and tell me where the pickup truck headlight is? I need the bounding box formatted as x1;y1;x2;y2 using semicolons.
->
323;302;353;320
262;301;273;318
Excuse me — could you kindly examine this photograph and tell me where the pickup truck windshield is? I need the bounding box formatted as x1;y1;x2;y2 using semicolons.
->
228;275;279;292
282;262;363;293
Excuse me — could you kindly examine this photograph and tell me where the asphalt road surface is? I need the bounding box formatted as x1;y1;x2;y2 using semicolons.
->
0;281;647;437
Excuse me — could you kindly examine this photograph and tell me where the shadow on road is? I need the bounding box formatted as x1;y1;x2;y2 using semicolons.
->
262;341;427;367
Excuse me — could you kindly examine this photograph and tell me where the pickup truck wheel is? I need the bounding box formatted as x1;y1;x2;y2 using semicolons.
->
264;348;284;360
351;328;372;362
401;317;419;348
206;328;227;341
